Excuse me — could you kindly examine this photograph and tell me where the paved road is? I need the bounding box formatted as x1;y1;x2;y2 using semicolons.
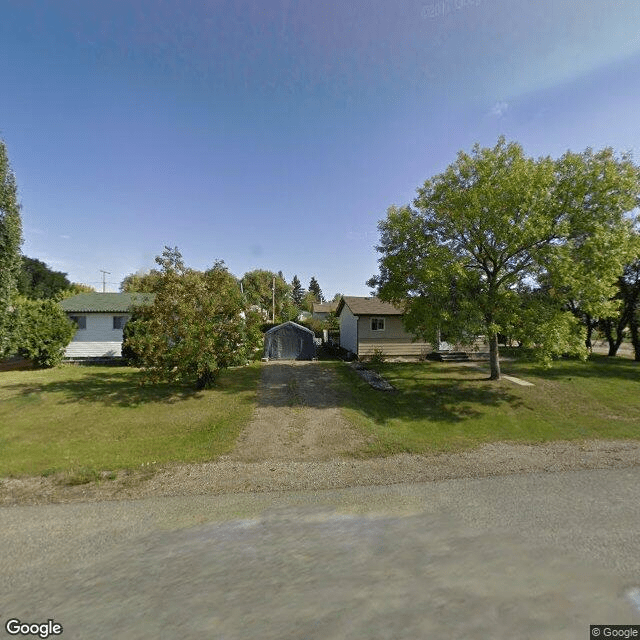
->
2;468;640;639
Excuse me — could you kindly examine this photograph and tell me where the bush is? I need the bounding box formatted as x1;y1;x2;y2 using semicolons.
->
368;347;386;365
121;311;145;366
13;298;75;367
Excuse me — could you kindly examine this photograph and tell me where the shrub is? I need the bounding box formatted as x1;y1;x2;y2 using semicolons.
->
13;298;75;367
369;347;386;365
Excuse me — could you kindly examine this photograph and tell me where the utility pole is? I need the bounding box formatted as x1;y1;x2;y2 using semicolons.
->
272;276;276;323
100;270;111;293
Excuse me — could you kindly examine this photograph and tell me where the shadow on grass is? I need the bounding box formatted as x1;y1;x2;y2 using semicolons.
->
349;368;523;425
504;353;639;382
4;365;259;408
256;361;523;424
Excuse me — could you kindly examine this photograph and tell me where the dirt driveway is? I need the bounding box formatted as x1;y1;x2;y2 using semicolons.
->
222;361;369;462
2;361;640;505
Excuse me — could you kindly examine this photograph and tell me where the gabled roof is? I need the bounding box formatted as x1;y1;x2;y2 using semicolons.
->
312;301;338;314
336;296;403;317
60;292;155;313
264;320;315;336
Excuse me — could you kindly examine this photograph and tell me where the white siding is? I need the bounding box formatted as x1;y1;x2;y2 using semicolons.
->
64;313;129;358
339;306;358;354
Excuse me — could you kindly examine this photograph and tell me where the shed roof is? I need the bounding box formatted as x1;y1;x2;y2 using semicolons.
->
264;320;315;336
60;292;155;313
336;296;403;317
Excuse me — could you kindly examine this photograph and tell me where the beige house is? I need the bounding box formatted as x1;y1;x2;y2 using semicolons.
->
311;301;338;321
336;296;432;359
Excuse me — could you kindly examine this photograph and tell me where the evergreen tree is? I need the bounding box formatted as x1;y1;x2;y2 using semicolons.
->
0;140;23;357
308;276;323;303
291;275;304;306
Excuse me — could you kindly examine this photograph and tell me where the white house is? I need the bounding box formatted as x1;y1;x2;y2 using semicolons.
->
336;296;432;359
60;292;154;359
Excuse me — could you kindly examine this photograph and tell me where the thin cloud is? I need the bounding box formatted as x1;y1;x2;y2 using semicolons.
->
489;101;509;117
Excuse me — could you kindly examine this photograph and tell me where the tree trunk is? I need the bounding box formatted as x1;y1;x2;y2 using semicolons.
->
630;312;640;362
584;314;594;351
196;367;216;390
488;332;501;380
601;318;623;357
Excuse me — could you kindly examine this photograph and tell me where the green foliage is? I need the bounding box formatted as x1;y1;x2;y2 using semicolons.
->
298;317;325;336
12;298;75;367
369;137;640;380
368;347;386;365
545;148;640;320
122;247;252;389
17;256;71;300
0;140;23;358
324;311;340;333
241;269;296;323
119;270;163;293
308;276;323;303
57;283;96;299
291;274;304;306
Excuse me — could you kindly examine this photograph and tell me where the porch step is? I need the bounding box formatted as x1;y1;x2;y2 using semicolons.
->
427;351;471;362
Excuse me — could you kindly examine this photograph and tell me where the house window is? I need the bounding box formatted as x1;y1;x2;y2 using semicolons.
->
69;315;86;330
113;316;127;330
371;317;385;331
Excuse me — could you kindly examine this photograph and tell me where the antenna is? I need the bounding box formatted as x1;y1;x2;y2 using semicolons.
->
99;270;111;293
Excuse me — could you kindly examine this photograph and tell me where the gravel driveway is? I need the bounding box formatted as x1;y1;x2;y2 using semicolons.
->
2;361;640;506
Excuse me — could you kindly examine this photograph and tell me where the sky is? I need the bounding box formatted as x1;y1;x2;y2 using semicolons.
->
2;0;640;297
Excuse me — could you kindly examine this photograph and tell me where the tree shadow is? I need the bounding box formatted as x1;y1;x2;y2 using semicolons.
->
3;366;258;408
255;361;524;424
504;354;639;383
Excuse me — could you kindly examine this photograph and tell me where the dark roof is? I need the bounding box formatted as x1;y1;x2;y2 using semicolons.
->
336;296;403;317
60;292;155;313
264;321;315;336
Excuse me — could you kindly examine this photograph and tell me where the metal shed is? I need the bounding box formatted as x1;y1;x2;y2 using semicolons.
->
263;321;316;360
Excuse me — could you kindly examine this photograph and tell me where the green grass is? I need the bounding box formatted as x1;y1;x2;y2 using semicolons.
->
0;363;260;477
332;355;640;457
2;356;638;478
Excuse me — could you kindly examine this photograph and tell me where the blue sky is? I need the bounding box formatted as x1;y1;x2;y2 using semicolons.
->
2;0;640;296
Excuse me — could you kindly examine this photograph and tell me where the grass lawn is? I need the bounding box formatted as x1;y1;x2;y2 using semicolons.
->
333;354;640;457
0;363;260;478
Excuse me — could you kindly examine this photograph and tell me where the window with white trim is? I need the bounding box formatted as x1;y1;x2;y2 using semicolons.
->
371;317;385;331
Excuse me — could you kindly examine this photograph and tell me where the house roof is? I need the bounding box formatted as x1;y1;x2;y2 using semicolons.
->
312;301;338;314
336;296;403;317
60;292;155;313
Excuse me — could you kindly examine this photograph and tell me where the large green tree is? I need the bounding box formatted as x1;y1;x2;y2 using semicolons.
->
0;140;23;357
17;256;71;300
368;138;639;379
545;148;640;349
123;247;255;389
